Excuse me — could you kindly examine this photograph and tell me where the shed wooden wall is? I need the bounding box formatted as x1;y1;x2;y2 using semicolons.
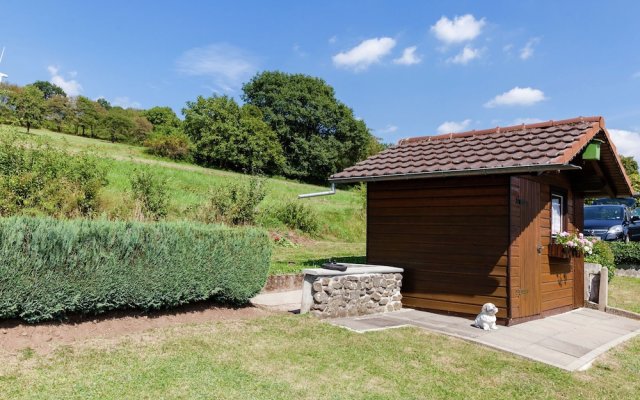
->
367;176;510;319
508;174;583;321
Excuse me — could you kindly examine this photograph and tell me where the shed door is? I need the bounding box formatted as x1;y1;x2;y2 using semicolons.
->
518;178;542;317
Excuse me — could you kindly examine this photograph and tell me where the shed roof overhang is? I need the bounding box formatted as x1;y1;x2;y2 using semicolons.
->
328;163;582;183
329;116;634;198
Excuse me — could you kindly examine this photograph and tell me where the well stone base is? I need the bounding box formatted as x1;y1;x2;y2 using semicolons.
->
300;264;403;319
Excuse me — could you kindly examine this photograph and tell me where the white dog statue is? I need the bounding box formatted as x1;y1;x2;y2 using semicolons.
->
473;303;499;330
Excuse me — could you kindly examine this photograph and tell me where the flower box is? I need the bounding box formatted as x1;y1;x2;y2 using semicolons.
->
549;243;571;259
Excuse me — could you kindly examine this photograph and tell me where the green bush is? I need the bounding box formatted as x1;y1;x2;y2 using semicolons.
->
585;240;615;281
200;177;267;225
144;129;192;161
273;200;320;234
130;168;169;221
0;217;271;323
0;132;107;217
608;242;640;267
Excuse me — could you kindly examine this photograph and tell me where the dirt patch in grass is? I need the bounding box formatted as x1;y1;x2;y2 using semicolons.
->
0;302;269;358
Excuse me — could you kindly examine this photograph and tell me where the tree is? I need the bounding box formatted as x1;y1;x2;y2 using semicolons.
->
96;97;112;110
75;96;100;137
9;85;45;133
31;81;66;99
182;95;284;175
242;71;378;182
144;106;180;128
103;108;135;143
620;155;640;194
621;155;639;177
131;114;154;142
0;83;21;124
46;95;71;132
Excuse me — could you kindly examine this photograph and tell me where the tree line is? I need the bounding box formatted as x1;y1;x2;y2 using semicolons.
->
0;71;384;183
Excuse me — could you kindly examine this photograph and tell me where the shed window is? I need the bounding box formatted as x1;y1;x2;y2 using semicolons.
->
551;194;564;235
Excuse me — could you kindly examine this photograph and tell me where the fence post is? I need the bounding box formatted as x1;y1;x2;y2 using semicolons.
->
598;266;608;311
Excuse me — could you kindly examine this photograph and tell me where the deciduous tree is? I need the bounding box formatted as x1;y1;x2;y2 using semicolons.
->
182;95;284;174
242;71;378;182
144;106;180;128
32;80;66;99
46;95;71;132
10;85;45;133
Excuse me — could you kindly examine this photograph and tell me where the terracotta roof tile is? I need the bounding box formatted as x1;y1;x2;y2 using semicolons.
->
330;116;609;182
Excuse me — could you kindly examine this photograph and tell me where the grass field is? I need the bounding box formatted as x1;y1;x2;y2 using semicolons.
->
609;276;640;313
0;125;366;274
1;315;639;400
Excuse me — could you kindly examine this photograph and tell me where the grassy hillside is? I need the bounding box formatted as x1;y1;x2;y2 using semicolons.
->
0;125;366;273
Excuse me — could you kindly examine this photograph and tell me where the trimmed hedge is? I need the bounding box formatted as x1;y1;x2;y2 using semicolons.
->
608;241;640;268
0;217;271;322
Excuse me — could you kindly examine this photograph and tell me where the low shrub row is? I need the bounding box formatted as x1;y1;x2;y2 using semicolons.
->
608;241;640;268
0;217;271;322
585;240;615;281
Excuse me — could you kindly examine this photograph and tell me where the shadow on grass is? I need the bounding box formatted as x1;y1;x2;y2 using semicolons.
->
0;299;257;329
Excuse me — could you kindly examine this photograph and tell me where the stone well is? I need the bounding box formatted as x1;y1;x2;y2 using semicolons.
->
300;264;404;318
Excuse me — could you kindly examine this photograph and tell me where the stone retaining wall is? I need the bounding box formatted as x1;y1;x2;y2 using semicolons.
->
309;273;402;318
262;274;304;293
615;268;640;278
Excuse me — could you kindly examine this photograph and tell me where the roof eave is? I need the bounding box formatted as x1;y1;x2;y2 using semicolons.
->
329;164;582;184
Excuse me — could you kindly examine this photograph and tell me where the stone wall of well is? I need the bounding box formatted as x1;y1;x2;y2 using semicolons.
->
309;273;402;318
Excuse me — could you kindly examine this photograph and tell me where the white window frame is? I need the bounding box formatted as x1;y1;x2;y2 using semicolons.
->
551;193;564;236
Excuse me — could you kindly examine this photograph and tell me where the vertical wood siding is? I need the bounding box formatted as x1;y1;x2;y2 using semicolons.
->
509;174;579;320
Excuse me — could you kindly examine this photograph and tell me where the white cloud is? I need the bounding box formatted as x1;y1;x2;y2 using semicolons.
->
431;14;486;44
377;124;398;134
447;45;481;65
176;43;257;92
520;38;540;60
632;71;640;79
393;46;421;65
292;44;306;57
484;87;547;108
608;129;640;161
112;96;141;109
328;35;338;44
437;119;472;134
513;117;544;125
47;65;82;96
503;44;514;53
332;37;396;71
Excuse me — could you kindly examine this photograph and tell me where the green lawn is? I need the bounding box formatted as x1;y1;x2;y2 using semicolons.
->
1;315;639;400
1;125;366;274
609;276;640;313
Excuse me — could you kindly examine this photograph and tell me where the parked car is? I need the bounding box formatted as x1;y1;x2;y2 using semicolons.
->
632;208;640;241
583;205;640;242
591;197;637;208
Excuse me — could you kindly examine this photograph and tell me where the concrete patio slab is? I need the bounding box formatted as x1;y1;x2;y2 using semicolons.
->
327;308;640;371
250;289;302;313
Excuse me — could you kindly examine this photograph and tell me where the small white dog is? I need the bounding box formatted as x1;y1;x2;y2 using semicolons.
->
473;303;499;330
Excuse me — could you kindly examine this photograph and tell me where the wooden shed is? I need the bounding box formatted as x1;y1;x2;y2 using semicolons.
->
329;117;634;324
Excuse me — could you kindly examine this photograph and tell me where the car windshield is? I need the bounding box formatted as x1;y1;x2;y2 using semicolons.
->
585;206;624;220
633;209;640;218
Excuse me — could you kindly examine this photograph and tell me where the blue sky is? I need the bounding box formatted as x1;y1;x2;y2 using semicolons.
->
1;1;639;158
